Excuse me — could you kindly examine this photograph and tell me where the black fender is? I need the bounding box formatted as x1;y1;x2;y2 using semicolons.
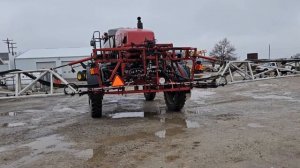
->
86;66;99;85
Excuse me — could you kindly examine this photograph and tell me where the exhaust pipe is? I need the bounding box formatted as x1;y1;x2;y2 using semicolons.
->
137;17;143;29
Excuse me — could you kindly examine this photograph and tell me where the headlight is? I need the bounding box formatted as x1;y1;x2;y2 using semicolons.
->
159;77;165;85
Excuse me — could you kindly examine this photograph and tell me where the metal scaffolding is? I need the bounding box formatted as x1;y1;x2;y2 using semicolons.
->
0;69;77;99
1;60;300;99
217;61;300;84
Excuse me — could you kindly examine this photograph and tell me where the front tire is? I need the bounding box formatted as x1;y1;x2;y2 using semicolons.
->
164;91;186;111
144;92;156;101
89;92;103;118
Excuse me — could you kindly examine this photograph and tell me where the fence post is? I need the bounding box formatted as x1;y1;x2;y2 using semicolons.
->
50;71;53;94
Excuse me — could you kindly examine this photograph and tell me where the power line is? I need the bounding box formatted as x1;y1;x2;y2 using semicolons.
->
2;38;17;55
10;43;17;56
2;38;13;53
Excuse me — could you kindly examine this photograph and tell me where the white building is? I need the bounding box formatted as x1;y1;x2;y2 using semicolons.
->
0;53;9;71
15;47;92;78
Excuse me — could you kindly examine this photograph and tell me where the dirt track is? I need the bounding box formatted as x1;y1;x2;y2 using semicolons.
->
0;77;300;168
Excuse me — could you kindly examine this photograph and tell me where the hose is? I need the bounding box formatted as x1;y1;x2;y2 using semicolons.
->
0;69;22;76
0;69;98;89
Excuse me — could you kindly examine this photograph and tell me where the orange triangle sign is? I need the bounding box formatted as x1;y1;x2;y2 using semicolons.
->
112;75;125;87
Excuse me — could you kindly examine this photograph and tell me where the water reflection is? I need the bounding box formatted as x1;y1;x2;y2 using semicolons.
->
0;112;17;117
155;130;166;138
185;120;200;128
108;111;158;119
2;122;26;127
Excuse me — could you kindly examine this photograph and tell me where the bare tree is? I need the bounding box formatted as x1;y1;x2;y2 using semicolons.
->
291;53;300;59
210;38;237;61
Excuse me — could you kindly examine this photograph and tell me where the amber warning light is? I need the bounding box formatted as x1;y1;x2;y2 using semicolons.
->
90;68;97;75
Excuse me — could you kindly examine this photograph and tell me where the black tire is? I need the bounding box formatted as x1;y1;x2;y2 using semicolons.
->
77;71;83;81
82;70;87;80
164;91;186;111
144;92;156;101
89;93;103;118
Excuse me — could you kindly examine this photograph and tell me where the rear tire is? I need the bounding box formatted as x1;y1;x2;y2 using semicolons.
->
164;91;186;111
144;92;156;101
77;71;83;81
89;92;103;118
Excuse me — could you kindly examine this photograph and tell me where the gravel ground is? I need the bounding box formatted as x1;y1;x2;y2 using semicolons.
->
0;77;300;168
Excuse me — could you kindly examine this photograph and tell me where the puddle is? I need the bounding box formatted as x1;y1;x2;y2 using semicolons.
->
214;113;239;121
105;100;118;104
252;95;293;100
2;122;26;127
55;107;76;113
74;149;93;160
8;112;17;116
21;134;72;153
4;134;94;167
185;120;200;128
258;84;277;87
247;123;265;128
31;117;42;123
238;92;297;101
184;107;215;115
0;145;11;153
157;107;167;114
21;134;95;160
195;113;239;121
0;112;17;116
104;132;150;145
109;112;144;118
108;111;158;119
51;103;77;113
191;90;216;100
104;96;165;118
154;118;201;138
160;115;202;128
23;110;45;113
155;130;166;138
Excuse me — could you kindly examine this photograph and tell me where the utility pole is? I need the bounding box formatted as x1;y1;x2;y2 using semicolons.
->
2;38;13;53
2;38;17;69
268;44;271;60
10;42;17;56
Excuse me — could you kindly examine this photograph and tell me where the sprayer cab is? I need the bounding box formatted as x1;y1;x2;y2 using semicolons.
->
91;17;155;49
115;29;155;47
105;17;155;48
115;17;155;47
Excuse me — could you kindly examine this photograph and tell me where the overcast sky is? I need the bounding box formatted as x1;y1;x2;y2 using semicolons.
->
1;0;300;59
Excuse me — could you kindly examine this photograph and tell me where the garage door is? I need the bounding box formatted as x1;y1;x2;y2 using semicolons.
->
36;62;56;70
61;61;84;79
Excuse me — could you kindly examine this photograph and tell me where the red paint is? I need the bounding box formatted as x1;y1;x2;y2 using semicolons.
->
115;29;155;47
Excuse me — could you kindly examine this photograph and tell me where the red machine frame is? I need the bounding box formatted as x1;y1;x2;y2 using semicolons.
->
69;43;217;95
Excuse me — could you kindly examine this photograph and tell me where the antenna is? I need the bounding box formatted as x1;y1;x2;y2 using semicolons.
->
137;17;143;29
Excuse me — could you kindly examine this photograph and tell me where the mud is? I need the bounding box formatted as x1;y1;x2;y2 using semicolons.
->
0;77;300;167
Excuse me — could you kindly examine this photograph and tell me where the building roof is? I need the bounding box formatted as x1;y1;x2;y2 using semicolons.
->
0;53;9;61
16;47;92;59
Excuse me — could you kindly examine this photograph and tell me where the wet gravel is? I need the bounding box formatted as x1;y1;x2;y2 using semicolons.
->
0;77;300;168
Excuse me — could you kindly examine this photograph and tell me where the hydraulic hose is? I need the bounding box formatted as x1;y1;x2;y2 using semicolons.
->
0;69;98;89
